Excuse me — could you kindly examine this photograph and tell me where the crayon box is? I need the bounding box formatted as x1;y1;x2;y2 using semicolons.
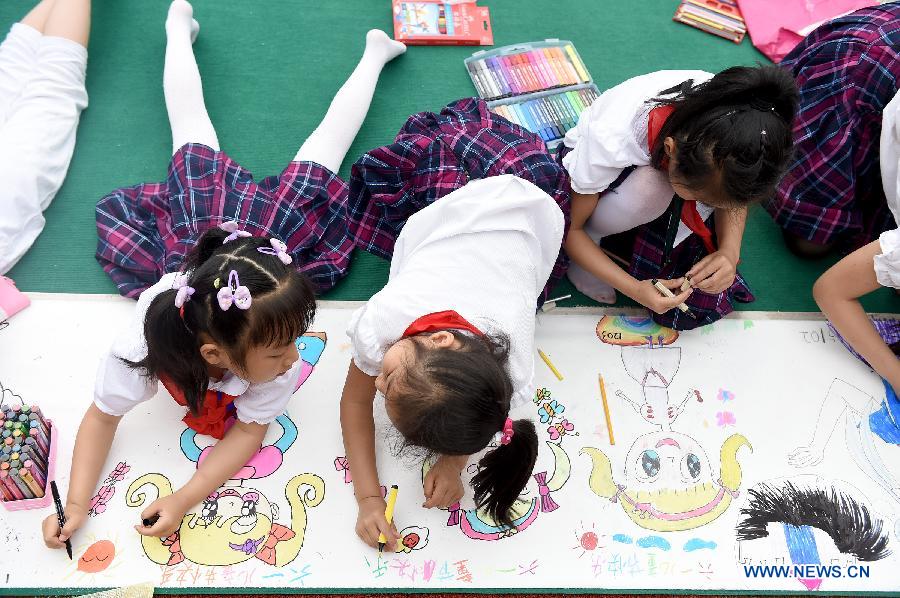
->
392;0;493;46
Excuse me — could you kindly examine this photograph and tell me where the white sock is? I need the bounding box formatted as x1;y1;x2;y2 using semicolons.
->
164;0;218;154
293;29;405;172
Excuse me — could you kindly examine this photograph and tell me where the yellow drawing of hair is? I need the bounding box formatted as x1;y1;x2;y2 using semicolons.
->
126;473;175;565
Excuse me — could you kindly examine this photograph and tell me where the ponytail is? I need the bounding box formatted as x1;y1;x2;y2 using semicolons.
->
649;64;799;204
472;419;538;528
124;289;208;413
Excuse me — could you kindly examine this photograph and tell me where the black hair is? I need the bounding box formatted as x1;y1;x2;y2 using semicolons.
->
391;330;538;528
649;65;799;206
736;480;891;561
124;227;316;413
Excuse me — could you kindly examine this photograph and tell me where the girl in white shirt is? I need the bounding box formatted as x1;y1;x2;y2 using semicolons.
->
341;174;565;550
561;66;797;329
42;226;316;550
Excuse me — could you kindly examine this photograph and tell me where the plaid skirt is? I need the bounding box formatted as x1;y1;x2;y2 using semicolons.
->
766;4;900;250
557;147;754;330
95;144;354;298
347;97;571;304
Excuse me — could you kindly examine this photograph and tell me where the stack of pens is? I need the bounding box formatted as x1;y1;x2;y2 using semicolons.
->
0;404;53;503
465;40;601;148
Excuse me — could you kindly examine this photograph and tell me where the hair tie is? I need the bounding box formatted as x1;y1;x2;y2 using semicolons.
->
217;270;252;311
173;274;195;309
500;417;514;445
219;221;252;244
257;238;293;265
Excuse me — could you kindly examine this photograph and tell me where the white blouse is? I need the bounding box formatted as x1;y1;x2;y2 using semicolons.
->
93;272;301;425
876;89;900;288
346;174;565;407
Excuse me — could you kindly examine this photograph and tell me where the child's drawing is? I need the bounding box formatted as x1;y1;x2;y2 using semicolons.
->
180;413;297;481
126;473;324;568
789;378;900;530
398;526;429;553
88;462;131;517
582;432;751;532
424;441;570;541
596;316;679;347
616;345;695;430
533;388;579;443
736;476;891;590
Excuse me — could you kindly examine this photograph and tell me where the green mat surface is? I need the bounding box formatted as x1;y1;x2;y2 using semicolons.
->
3;0;895;313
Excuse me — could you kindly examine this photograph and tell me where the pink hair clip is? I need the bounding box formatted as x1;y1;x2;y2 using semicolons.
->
217;270;252;311
173;274;195;308
500;417;514;445
257;238;293;265
220;221;252;244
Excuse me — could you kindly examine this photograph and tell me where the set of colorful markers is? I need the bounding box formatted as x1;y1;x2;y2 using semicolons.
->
0;403;52;502
466;43;590;101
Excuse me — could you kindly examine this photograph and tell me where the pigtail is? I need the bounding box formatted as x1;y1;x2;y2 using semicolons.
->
472;419;538;529
122;289;208;413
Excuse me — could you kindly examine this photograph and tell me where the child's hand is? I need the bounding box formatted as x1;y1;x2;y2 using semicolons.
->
42;503;87;549
632;278;692;315
423;456;465;509
135;493;187;538
686;251;737;294
355;496;400;550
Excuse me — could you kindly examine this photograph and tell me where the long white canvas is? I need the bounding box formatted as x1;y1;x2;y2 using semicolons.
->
1;294;897;594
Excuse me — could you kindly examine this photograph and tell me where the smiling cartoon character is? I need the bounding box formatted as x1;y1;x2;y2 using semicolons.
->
583;431;750;532
127;472;324;567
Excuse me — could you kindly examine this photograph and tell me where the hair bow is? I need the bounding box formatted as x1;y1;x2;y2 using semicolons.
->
500;417;514;445
257;238;293;265
219;221;252;244
217;270;252;311
173;275;195;308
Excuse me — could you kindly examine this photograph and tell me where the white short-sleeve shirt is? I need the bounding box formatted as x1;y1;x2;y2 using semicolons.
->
93;272;300;425
346;174;565;407
876;89;900;288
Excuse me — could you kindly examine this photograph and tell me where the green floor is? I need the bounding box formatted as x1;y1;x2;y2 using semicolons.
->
3;0;895;313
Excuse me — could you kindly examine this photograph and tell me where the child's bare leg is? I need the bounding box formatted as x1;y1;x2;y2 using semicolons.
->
293;29;405;173
21;0;56;34
42;0;90;48
164;0;217;153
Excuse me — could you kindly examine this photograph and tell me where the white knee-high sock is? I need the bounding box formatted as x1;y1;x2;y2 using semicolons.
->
294;29;405;172
164;0;218;153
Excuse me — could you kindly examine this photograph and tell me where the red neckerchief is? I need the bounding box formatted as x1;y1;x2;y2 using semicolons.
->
159;373;236;439
402;310;485;338
648;105;717;254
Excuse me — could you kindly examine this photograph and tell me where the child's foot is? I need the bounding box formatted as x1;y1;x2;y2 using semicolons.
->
166;0;200;44
365;29;406;63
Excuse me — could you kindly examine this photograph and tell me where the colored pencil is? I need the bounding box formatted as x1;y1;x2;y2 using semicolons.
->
598;374;615;446
537;349;564;381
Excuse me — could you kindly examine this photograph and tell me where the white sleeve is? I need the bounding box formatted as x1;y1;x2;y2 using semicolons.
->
346;302;386;377
233;360;302;425
875;228;900;288
561;98;643;195
93;351;158;417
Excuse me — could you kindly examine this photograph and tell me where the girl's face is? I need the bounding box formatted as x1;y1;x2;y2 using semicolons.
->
376;332;461;426
240;340;300;384
664;137;736;209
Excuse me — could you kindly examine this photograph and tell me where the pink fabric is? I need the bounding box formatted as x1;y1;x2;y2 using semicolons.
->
738;0;877;61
